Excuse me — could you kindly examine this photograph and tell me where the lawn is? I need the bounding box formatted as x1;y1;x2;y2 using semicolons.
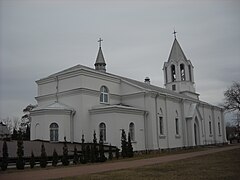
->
64;148;240;180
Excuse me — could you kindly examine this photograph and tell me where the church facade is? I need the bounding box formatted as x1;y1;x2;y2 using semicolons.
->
30;37;227;151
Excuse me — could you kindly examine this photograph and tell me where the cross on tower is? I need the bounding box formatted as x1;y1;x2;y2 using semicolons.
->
98;38;103;48
173;30;177;38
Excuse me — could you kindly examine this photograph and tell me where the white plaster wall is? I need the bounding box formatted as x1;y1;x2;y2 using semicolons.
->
38;81;57;96
81;75;120;95
90;112;145;151
31;114;71;142
156;97;169;149
165;98;183;148
58;75;82;92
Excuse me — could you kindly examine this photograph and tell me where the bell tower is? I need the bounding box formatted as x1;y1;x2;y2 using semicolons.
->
163;32;199;99
94;38;106;72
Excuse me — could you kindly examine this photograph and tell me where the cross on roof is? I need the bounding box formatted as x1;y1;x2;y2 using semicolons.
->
173;30;177;38
98;38;103;48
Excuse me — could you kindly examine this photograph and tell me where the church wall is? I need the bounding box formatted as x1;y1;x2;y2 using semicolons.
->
120;81;144;95
38;81;57;96
212;108;225;143
81;75;121;95
31;114;71;142
144;94;158;150
59;92;99;143
90;112;145;151
156;96;169;149
121;94;145;109
165;98;183;148
58;75;82;92
201;106;215;144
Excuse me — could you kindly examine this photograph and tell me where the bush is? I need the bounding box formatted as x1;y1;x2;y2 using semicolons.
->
52;148;58;167
99;133;106;162
127;132;134;158
80;135;87;164
16;138;25;170
1;140;8;171
73;145;78;164
62;140;69;166
30;151;35;168
121;129;127;158
40;143;48;168
108;144;113;160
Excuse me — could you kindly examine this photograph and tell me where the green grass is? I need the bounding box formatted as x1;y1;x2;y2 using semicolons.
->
64;148;240;180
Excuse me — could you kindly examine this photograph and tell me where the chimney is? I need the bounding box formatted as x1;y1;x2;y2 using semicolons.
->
144;77;150;85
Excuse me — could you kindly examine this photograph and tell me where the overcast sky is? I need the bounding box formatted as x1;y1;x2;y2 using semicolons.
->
0;0;240;120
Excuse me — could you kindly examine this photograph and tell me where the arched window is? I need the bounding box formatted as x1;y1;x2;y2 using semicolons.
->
175;118;179;135
180;64;185;81
129;122;135;141
175;111;179;135
218;122;221;135
159;117;164;135
209;121;212;135
100;86;109;103
99;122;106;141
50;123;59;142
171;65;176;82
188;65;192;82
165;67;168;83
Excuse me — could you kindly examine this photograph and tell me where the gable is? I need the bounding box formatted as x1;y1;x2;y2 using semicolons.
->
186;103;203;120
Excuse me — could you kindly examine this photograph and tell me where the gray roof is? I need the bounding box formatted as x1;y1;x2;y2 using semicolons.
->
95;47;106;65
33;101;75;112
168;38;188;62
36;58;219;108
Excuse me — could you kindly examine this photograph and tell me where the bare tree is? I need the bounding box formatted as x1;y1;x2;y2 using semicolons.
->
0;117;13;132
20;104;37;132
0;116;20;133
222;82;240;112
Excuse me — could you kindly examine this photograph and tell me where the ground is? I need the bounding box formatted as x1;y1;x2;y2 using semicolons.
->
0;145;239;180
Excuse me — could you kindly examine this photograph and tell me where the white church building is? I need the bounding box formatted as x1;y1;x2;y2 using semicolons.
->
30;36;227;151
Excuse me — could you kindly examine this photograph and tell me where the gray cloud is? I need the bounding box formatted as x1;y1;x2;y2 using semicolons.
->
0;0;240;118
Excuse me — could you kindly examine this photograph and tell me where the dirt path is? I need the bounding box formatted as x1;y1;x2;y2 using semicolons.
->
1;145;239;180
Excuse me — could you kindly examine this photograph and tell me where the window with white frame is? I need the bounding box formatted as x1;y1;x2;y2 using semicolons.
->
99;122;106;141
159;117;164;135
129;122;135;141
175;118;179;135
218;122;221;135
100;86;109;103
50;123;59;142
209;121;212;135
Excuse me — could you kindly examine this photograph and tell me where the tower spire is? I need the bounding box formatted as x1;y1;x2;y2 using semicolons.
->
98;38;103;48
173;29;177;39
94;38;106;72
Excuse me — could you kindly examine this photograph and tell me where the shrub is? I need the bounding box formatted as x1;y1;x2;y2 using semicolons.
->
80;135;87;164
121;129;127;158
108;144;113;160
30;151;35;168
40;143;47;168
16;137;25;170
62;139;69;166
1;140;8;171
99;133;106;162
127;132;134;158
73;145;78;164
52;148;58;167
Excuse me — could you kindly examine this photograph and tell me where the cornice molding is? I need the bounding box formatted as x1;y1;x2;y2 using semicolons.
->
31;109;72;116
36;88;120;101
89;106;145;115
37;67;120;85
